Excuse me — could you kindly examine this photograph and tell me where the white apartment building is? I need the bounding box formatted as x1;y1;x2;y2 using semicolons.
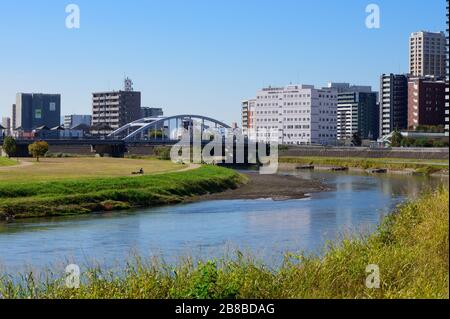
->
244;84;338;145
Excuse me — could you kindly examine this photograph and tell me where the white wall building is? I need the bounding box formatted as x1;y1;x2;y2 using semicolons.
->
244;84;338;145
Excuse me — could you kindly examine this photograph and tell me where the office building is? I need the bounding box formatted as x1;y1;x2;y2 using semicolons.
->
64;114;92;129
330;83;379;141
244;84;338;145
380;74;409;137
141;107;164;118
92;78;141;132
408;77;446;129
14;93;61;132
410;31;446;78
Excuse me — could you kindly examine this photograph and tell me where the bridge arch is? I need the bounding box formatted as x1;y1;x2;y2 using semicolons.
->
108;114;232;141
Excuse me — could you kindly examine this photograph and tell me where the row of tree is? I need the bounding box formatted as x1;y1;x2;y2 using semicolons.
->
390;130;449;148
2;137;49;161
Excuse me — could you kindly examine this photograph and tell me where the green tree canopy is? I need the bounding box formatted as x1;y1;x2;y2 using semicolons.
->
2;136;17;158
390;130;403;147
28;141;49;162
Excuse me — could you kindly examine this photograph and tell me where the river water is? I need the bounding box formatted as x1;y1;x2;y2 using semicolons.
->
0;171;447;274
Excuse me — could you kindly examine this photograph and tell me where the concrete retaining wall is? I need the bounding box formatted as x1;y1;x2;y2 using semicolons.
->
126;146;157;156
48;145;93;155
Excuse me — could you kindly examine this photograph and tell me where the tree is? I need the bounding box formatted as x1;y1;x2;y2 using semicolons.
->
351;132;362;147
28;141;49;162
390;130;403;147
2;136;17;158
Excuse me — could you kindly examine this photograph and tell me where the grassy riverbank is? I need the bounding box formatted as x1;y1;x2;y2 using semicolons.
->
280;156;449;174
0;165;246;220
1;188;447;299
0;158;16;167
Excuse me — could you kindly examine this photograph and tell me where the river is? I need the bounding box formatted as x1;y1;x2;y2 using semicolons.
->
0;170;447;274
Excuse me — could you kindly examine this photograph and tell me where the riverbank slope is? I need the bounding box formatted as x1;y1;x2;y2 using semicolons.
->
0;165;246;220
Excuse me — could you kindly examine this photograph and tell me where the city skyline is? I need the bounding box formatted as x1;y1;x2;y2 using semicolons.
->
0;0;447;125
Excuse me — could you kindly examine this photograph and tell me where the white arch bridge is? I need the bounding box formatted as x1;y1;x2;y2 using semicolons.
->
107;115;232;142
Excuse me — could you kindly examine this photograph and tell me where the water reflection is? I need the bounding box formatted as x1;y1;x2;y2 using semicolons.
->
0;171;447;273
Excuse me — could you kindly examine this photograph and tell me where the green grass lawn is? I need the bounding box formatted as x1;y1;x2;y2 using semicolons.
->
280;156;449;173
0;157;187;183
0;164;245;219
0;157;17;167
1;188;447;299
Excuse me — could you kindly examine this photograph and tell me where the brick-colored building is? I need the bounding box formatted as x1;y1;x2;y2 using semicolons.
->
408;77;446;129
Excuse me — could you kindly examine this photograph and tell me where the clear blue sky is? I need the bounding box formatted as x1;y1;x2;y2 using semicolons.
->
0;0;446;125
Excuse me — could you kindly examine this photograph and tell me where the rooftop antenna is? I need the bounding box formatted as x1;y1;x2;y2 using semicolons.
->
124;76;133;91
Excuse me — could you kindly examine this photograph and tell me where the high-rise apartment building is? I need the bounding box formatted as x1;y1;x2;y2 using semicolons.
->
141;107;164;118
380;74;409;137
446;0;449;136
244;84;338;145
64;114;92;129
407;77;446;129
14;93;61;132
331;83;379;141
410;31;446;78
92;79;141;132
241;99;255;136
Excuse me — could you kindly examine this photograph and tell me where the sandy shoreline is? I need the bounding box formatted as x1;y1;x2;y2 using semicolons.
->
193;172;330;201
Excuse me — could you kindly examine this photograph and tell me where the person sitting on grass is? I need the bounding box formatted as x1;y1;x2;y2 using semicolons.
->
132;168;144;175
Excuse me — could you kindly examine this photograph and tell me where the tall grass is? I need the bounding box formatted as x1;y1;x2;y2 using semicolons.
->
0;166;246;220
1;188;447;299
